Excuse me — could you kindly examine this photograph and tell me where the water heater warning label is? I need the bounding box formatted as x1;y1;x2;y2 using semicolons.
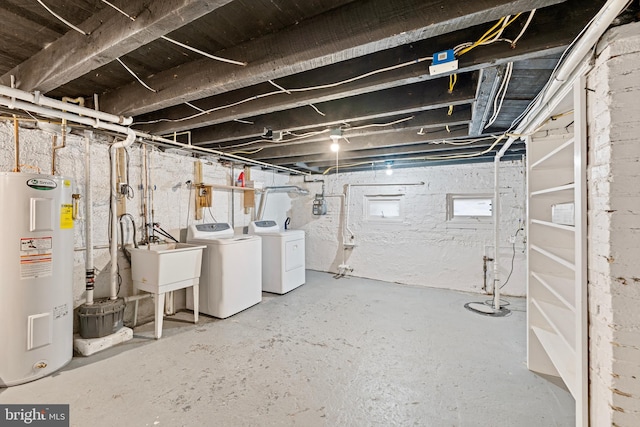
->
20;237;53;279
60;204;73;229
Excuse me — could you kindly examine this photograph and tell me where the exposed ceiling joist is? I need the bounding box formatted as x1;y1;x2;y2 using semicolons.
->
0;0;234;92
256;127;471;161
300;142;527;171
100;0;564;116
191;74;477;146
136;0;590;135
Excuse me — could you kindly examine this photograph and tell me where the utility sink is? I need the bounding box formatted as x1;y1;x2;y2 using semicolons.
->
128;243;205;339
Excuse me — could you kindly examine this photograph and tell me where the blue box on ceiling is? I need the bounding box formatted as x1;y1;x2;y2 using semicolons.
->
432;49;455;65
429;49;458;76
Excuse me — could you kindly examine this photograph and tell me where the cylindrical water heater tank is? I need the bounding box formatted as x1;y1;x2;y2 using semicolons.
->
0;172;74;387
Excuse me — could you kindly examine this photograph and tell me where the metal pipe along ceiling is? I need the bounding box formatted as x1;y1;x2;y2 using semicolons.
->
0;87;309;176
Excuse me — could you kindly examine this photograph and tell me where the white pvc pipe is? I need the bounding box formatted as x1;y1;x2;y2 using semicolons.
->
490;0;627;308
109;128;136;300
84;131;95;305
493;155;502;309
0;86;132;125
0;91;306;176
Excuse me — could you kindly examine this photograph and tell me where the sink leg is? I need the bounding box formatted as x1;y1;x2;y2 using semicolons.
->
133;283;139;328
192;283;199;324
133;300;139;328
154;293;165;339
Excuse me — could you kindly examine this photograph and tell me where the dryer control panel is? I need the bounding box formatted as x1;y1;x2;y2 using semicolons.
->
195;223;231;232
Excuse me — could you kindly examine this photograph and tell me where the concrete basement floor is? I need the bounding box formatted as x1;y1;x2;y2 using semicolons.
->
0;271;574;426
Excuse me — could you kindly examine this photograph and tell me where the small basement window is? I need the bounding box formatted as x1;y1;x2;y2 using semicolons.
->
364;195;403;222
447;194;493;222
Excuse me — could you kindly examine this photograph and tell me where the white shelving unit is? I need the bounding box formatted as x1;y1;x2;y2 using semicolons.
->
526;77;587;426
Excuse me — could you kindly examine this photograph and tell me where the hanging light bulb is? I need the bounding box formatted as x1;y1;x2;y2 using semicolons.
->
385;160;393;175
329;128;341;152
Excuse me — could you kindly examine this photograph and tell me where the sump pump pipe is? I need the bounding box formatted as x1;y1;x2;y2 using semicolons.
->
109;128;136;300
490;0;628;310
257;186;309;221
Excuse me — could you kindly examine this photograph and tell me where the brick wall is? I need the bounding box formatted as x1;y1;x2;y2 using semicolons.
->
289;160;527;296
0;125;291;327
587;21;640;426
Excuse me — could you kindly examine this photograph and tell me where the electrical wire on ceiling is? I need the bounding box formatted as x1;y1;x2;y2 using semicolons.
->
221;115;416;150
116;58;157;93
99;0;247;66
36;0;89;35
132;10;537;127
484;61;514;129
308;103;326;116
446;11;531;114
320;133;508;174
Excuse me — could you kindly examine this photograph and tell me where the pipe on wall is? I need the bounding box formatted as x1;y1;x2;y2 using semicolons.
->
84;132;95;305
109;128;136;300
0;86;131;125
0;93;307;176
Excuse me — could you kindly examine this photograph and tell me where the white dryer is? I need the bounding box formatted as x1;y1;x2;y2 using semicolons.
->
186;223;262;318
248;220;305;294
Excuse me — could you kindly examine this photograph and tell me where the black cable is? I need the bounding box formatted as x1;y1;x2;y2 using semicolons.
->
500;220;523;289
153;223;179;243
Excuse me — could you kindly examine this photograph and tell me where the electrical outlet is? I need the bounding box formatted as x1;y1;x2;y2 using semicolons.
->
509;235;516;244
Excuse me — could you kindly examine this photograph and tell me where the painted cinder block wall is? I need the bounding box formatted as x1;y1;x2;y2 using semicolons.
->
0;124;290;327
289;160;527;296
587;21;640;426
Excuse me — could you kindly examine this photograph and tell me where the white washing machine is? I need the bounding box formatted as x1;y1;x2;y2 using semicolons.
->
248;220;305;294
186;223;262;318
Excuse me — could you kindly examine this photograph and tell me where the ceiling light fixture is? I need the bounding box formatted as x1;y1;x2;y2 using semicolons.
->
329;128;342;152
385;161;393;175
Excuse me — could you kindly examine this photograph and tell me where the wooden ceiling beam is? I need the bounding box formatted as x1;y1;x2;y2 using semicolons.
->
0;0;234;92
253;127;472;162
190;74;476;145
294;141;527;169
101;0;564;116
230;109;472;159
135;0;603;135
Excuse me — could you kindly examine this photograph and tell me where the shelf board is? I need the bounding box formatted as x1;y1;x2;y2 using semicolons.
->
530;183;575;197
531;326;577;398
531;271;575;311
532;298;575;351
530;139;574;169
530;244;575;271
531;219;575;232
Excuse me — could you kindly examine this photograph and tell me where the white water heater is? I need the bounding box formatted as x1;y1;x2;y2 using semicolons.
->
0;172;74;386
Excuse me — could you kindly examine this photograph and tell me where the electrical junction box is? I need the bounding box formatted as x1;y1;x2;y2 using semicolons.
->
429;49;458;76
313;196;327;215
